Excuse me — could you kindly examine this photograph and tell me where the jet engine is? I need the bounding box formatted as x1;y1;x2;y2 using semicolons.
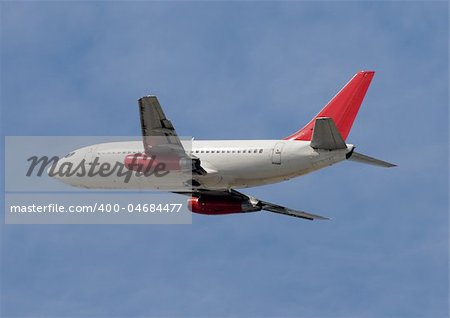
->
187;196;261;215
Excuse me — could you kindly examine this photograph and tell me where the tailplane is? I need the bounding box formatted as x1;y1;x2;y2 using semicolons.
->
285;71;375;141
347;151;396;168
309;117;396;167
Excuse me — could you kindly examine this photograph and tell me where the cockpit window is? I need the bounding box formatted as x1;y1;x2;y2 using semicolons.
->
64;152;76;158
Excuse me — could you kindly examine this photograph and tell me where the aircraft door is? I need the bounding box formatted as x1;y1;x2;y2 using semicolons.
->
271;142;284;165
83;146;96;163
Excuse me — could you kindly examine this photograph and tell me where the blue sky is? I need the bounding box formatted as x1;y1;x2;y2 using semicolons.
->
1;1;448;317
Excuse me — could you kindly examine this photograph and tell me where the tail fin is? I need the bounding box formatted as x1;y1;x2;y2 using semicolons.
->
285;71;375;141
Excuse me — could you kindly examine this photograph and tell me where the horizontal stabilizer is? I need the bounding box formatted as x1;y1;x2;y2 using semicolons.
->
310;117;347;150
260;201;329;221
348;151;396;168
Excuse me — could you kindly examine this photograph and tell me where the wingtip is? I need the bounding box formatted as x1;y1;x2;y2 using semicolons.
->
138;95;157;101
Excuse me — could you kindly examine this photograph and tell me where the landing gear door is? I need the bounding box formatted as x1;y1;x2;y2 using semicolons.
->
271;142;284;165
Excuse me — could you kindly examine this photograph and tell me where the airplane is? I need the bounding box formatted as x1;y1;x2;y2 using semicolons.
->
49;70;395;221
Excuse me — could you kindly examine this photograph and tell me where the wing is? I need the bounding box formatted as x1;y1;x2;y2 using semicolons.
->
177;189;329;221
259;200;329;220
138;96;206;175
138;96;186;157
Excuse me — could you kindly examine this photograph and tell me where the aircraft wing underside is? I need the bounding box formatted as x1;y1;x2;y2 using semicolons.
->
138;96;206;175
138;96;186;157
176;189;329;221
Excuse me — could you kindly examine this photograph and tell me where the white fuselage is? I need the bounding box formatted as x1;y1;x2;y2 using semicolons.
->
52;140;352;191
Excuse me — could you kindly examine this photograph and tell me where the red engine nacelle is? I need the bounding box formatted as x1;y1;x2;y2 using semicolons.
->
124;153;191;172
187;197;261;215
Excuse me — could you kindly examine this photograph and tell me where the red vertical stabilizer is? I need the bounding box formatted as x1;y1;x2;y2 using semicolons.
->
285;71;375;141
